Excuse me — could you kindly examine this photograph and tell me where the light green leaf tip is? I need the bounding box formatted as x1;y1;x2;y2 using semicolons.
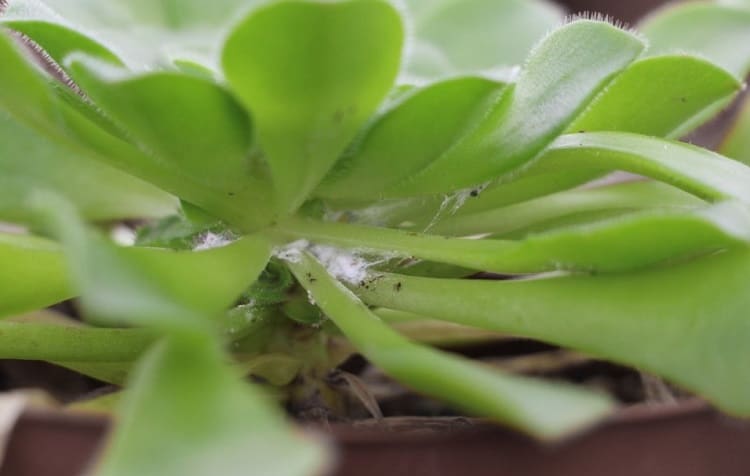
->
222;0;404;213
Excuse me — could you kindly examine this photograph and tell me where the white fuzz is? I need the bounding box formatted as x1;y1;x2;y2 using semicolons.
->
193;231;234;251
308;245;371;285
273;239;310;264
110;225;136;246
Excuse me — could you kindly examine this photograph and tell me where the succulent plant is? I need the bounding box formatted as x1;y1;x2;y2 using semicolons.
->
2;0;750;474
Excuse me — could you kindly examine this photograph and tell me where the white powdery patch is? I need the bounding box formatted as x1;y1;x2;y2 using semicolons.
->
275;240;393;285
308;244;371;285
110;225;136;246
273;239;310;264
193;231;234;251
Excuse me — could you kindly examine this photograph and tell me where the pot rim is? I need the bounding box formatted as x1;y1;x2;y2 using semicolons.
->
14;397;726;442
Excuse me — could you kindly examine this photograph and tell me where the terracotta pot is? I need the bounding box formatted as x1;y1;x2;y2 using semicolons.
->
3;401;750;476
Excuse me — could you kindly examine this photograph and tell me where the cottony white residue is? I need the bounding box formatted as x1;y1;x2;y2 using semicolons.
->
308;245;370;284
111;225;136;246
275;240;390;284
193;231;234;251
273;239;310;263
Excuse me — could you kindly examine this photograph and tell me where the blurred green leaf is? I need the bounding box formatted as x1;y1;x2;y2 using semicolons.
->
1;19;123;65
222;0;403;212
0;233;72;317
721;98;750;165
37;196;271;329
96;332;328;476
0;321;153;361
357;249;750;415
0;113;177;223
2;0;256;71
402;0;563;81
285;252;613;440
640;3;750;79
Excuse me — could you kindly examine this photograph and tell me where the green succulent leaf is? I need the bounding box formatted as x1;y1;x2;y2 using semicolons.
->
640;3;750;79
0;233;72;317
2;0;254;71
433;180;704;237
0;321;153;361
37;196;270;329
532;132;750;204
1;19;123;66
66;61;272;229
356;248;750;415
56;361;133;386
96;333;329;476
0;112;177;223
0;31;188;198
285;252;613;440
402;0;563;81
277;200;750;274
382;20;645;197
0;29;273;230
317;77;506;200
569;55;741;138
222;0;404;212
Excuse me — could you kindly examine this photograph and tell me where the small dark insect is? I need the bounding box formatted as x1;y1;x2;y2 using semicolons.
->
469;189;479;197
394;282;402;292
305;272;317;283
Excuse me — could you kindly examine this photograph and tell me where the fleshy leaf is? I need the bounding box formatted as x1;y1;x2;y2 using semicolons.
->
0;233;72;317
569;55;741;138
2;0;256;71
401;0;563;81
222;0;404;212
356;249;750;415
383;20;645;197
0;321;153;361
276;201;750;274
37;196;270;329
318;77;506;200
433;180;704;237
66;61;271;229
1;19;123;65
284;252;613;440
640;3;750;79
0;31;187;199
0;112;177;223
533;132;750;204
96;333;328;476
